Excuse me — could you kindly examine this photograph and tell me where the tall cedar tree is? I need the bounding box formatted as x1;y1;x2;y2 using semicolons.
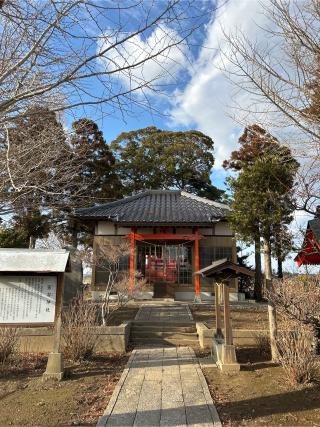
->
227;151;298;283
111;127;223;200
7;106;66;247
62;119;122;246
70;119;122;204
227;151;298;361
224;125;298;298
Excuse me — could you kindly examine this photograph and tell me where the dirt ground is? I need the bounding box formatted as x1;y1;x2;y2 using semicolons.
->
191;304;269;330
0;353;128;426
203;347;320;426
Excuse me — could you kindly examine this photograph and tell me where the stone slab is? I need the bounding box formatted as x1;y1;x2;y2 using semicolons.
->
97;346;221;427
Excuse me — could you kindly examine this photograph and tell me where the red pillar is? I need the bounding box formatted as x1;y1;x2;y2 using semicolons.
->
195;229;200;296
129;227;135;292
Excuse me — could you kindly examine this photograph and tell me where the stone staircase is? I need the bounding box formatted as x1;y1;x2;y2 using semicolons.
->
130;320;199;347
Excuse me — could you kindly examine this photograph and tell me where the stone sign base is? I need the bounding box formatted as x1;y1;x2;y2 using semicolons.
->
43;352;64;381
212;337;240;374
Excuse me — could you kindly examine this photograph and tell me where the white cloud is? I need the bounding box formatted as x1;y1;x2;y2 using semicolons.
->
98;25;188;91
169;0;271;169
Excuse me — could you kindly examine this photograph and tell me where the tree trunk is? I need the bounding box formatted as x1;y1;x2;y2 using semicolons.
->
70;220;78;249
29;235;36;249
254;236;262;301
277;257;283;278
264;237;278;362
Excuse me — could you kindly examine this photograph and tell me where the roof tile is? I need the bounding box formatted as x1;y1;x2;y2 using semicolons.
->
74;190;230;225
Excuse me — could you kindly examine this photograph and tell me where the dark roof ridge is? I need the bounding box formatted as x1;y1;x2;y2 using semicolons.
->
76;189;183;214
74;189;230;223
76;191;148;213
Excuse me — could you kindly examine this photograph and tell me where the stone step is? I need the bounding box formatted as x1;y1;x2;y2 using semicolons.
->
132;321;195;327
131;337;199;347
131;325;196;333
131;331;198;340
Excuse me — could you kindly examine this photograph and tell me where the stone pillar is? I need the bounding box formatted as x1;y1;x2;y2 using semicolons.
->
43;273;65;381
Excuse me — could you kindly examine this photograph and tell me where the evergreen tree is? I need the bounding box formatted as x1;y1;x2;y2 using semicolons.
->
0;226;28;248
57;119;122;246
6;106;66;247
111;126;223;200
227;151;298;283
224;124;297;300
71;119;123;204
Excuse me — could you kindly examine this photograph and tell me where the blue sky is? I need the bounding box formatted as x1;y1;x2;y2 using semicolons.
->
65;0;315;274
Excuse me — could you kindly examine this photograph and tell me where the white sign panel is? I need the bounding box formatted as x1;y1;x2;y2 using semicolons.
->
0;276;57;324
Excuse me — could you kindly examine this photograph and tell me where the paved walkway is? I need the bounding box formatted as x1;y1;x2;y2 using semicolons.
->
134;304;193;323
97;346;221;427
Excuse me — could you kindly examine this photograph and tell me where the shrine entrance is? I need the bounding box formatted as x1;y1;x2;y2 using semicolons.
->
136;241;193;297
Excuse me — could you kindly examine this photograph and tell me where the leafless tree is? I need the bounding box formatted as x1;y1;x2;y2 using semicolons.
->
0;0;206;123
80;239;148;326
0;0;208;216
222;0;320;214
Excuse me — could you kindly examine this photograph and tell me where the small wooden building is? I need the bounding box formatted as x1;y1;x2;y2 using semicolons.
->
75;190;239;301
295;214;320;267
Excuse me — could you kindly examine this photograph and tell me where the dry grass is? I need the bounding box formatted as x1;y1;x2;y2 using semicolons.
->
276;319;319;386
254;331;271;357
0;327;18;365
63;296;98;362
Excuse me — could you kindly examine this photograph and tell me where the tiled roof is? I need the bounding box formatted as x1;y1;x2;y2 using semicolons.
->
74;190;230;225
309;218;320;241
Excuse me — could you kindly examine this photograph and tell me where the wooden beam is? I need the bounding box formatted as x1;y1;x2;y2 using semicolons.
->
129;227;135;292
127;233;204;241
195;229;200;296
223;283;233;345
215;283;222;337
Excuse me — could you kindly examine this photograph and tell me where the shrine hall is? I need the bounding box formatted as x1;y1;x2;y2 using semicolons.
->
75;189;239;301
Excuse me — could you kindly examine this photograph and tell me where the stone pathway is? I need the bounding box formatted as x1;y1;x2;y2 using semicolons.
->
97;346;221;427
134;304;193;323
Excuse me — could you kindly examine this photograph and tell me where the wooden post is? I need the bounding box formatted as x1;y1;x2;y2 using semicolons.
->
215;283;222;337
264;237;278;362
43;272;65;381
129;227;135;293
223;283;233;345
194;230;200;296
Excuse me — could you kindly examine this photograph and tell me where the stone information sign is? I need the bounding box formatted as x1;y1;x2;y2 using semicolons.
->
0;276;57;324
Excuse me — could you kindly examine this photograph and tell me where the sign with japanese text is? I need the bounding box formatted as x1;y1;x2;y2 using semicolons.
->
0;276;57;324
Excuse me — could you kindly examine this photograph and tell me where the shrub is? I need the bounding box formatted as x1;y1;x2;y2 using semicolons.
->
63;296;98;362
0;327;18;364
254;332;270;356
276;319;319;386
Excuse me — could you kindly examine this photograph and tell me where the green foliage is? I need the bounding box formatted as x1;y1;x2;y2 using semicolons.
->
0;227;28;248
71;118;123;204
111;126;223;200
13;210;50;247
227;151;299;243
6;105;67;245
55;118;123;245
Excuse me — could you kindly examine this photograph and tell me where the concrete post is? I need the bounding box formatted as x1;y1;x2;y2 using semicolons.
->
43;273;65;381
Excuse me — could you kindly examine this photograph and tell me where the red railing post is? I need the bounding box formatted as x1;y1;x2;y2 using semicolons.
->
129;227;135;292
